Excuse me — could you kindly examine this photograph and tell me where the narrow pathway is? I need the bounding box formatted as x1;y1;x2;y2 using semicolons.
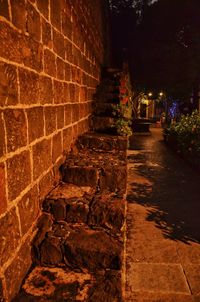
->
126;128;200;302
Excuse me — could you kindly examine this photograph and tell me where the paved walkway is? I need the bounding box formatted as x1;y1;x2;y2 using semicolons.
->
125;128;200;302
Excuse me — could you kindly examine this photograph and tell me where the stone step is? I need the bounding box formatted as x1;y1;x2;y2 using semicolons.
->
91;116;116;131
42;184;126;235
76;132;128;152
92;102;115;117
13;266;123;302
60;150;127;195
33;221;123;271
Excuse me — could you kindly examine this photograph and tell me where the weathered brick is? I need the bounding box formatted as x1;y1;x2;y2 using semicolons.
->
54;80;64;104
0;163;7;215
72;103;80;123
0;113;5;158
7;151;31;201
26;107;44;143
38;171;54;200
50;0;61;30
4;109;27;153
44;49;56;77
63;126;73;153
22;36;43;71
0;0;10;20
0;62;18;106
52;131;62;163
56;105;65;130
10;0;26;31
26;2;41;42
53;29;65;59
17;185;39;235
56;57;65;80
19;69;39;104
42;18;52;48
0;21;22;63
65;38;73;62
39;76;53;104
62;12;72;39
4;236;32;301
0;207;21;267
69;83;75;102
64;104;72;126
37;0;49;19
44;106;57;135
64;62;71;81
62;82;69;102
32;139;51;180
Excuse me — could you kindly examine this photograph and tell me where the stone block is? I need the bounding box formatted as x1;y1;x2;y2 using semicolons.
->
22;36;43;72
44;49;56;77
0;277;5;301
64;38;73;62
69;83;76;102
32;139;52;180
10;0;26;31
4;236;32;301
39;76;53;104
0;62;18;106
0;207;21;267
0;21;22;63
72;103;80;123
99;165;127;195
62;12;72;39
77;132;128;152
26;107;44;143
38;171;54;200
50;0;61;30
56;105;65;130
44;106;57;135
17;185;39;236
0;163;7;215
7;151;31;201
63;127;73;153
64;62;71;81
40;236;63;266
37;0;49;19
64;226;122;271
0;0;9;20
26;2;41;42
88;193;126;233
61;165;98;187
56;57;65;80
54;80;64;104
4;109;27;153
92;116;116;131
64;104;72;126
52;132;62;163
19;68;39;104
0;113;5;158
63;82;70;102
42;18;52;48
53;29;65;59
13;266;93;301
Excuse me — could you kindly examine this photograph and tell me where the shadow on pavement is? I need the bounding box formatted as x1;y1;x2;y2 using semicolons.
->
127;129;200;244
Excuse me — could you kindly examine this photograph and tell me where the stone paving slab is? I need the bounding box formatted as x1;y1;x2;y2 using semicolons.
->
126;129;200;302
183;265;200;295
126;263;190;294
126;292;194;302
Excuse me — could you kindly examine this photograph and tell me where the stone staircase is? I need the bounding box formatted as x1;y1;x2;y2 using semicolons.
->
13;69;128;302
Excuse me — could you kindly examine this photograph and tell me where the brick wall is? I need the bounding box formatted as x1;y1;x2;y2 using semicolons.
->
0;0;108;300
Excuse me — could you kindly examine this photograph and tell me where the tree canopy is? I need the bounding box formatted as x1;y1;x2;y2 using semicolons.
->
109;0;200;103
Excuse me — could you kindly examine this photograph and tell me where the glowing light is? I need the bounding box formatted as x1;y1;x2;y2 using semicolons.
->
159;92;164;97
148;92;153;97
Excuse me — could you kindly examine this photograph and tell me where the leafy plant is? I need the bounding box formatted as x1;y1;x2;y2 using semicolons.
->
164;110;200;156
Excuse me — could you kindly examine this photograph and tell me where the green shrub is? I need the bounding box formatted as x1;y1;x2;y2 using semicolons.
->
164;110;200;156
